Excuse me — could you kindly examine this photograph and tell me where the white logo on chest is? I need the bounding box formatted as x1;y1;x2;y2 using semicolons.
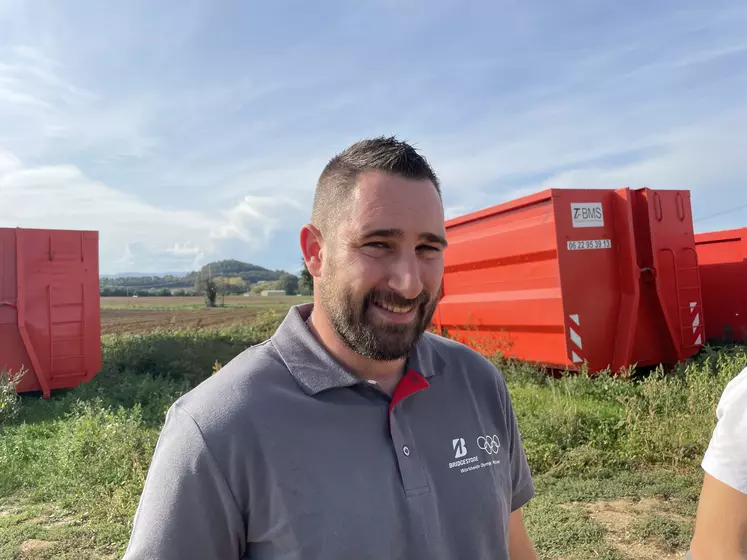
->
452;438;467;459
448;434;502;473
477;435;501;454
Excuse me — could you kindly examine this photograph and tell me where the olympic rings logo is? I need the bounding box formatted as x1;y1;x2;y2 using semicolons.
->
477;435;501;454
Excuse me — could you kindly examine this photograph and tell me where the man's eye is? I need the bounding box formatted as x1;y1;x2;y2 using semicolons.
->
365;242;389;249
417;245;441;252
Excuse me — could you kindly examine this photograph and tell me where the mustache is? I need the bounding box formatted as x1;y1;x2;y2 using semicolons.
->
365;288;432;308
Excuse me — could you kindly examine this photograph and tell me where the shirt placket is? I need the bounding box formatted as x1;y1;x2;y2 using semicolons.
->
388;370;431;496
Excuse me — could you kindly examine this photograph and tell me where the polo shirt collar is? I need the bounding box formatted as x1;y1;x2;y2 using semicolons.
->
271;303;442;396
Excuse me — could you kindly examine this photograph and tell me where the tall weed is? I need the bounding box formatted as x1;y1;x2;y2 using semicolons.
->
0;311;284;523
0;367;24;424
0;399;156;523
501;344;747;476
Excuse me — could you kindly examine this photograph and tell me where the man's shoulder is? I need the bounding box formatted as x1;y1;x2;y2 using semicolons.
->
421;331;507;383
171;338;296;434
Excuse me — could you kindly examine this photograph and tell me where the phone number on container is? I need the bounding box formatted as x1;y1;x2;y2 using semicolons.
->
567;239;612;251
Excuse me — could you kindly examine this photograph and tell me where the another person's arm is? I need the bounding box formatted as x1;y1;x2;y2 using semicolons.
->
689;367;747;560
123;403;246;560
690;473;747;559
508;509;539;559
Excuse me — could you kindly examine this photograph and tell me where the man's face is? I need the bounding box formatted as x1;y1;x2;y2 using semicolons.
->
319;171;446;361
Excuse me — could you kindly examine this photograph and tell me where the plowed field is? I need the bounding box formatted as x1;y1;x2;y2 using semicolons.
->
100;295;311;334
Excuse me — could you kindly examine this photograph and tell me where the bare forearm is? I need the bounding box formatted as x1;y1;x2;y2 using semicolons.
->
690;474;747;559
509;510;539;560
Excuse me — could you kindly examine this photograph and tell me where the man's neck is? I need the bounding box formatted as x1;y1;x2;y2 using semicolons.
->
307;306;406;396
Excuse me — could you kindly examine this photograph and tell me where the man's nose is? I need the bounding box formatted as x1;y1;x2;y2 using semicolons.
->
387;253;423;300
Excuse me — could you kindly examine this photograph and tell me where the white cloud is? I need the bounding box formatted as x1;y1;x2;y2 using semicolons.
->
0;150;304;273
166;242;202;256
1;0;745;275
211;194;307;246
435;110;747;232
0;45;158;160
533;111;747;222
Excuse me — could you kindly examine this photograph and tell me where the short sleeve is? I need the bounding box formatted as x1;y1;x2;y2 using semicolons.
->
123;403;246;560
498;374;535;511
701;367;747;495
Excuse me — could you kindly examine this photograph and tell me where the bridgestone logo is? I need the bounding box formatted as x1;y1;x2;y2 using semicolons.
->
449;456;478;469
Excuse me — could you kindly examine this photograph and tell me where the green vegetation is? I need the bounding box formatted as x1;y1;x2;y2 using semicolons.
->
299;258;313;295
629;513;693;552
99;274;190;291
0;368;24;425
0;316;744;558
201;276;219;307
195;259;281;279
101;259;298;297
98;296;310;312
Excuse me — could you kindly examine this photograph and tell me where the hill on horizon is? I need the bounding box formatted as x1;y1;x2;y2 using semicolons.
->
100;271;191;279
100;259;291;290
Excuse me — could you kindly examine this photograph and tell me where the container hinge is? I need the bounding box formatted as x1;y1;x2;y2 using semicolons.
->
639;267;656;281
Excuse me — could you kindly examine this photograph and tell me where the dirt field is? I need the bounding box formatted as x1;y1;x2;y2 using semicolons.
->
100;295;306;309
100;295;311;334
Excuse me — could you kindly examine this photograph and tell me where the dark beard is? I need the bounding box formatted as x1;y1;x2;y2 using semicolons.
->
321;283;439;361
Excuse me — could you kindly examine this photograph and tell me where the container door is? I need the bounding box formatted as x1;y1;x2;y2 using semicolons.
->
0;229;38;392
554;190;630;373
631;189;704;365
19;229;101;392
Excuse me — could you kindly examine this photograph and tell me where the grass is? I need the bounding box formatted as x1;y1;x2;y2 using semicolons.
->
629;513;693;552
0;314;745;559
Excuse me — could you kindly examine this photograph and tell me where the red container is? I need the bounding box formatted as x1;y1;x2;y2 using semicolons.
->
695;228;747;342
0;228;101;397
433;188;704;373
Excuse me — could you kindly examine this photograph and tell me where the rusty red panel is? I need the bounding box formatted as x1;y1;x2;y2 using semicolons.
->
0;228;101;397
434;187;704;374
695;227;747;342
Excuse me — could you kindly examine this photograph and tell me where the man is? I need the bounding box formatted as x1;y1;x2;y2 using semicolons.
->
124;137;537;559
688;365;747;559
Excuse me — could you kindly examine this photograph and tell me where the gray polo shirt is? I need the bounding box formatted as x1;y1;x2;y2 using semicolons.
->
123;303;534;560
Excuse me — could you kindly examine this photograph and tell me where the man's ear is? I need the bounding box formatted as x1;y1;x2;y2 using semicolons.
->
300;224;324;278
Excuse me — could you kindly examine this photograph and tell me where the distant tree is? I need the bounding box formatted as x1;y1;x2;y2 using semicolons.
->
280;273;299;296
204;278;218;307
193;273;204;295
300;258;314;295
100;286;128;297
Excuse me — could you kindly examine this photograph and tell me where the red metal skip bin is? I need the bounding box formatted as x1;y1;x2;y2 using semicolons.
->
0;228;102;397
695;227;747;342
433;188;705;373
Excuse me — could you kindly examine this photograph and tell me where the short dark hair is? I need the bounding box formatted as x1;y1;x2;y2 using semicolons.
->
311;136;441;235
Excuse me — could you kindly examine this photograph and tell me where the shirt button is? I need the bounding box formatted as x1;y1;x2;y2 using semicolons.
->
402;446;411;457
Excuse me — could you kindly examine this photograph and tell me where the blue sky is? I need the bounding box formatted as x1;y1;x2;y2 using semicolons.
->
1;0;746;275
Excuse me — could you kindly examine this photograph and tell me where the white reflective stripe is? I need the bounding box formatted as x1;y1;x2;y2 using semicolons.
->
570;314;580;326
690;301;697;311
570;327;582;350
695;334;703;345
572;351;583;363
692;313;700;333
